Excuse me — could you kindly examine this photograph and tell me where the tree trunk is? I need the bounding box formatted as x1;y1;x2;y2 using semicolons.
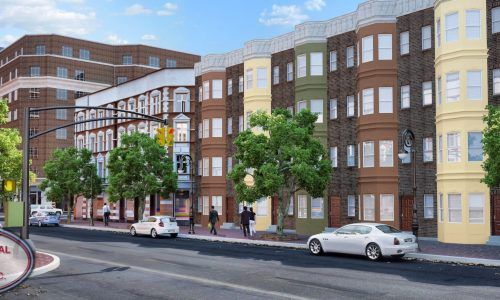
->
137;197;145;221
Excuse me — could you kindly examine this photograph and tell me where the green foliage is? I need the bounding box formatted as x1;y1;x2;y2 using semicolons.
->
107;132;177;220
228;108;331;234
482;105;500;188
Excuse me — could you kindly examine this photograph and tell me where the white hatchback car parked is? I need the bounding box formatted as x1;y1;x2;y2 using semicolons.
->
130;216;179;238
308;223;418;260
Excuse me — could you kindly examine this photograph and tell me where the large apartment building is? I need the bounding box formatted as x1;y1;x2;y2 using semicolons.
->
0;34;200;188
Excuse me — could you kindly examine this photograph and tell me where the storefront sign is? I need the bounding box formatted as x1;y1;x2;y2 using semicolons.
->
0;230;35;293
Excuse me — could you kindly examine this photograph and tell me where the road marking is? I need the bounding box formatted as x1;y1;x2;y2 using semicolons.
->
40;249;311;300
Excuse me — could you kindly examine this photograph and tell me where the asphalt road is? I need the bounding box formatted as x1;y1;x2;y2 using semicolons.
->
2;227;499;300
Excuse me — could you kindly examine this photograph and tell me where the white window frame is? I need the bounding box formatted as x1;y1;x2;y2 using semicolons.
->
380;194;394;221
362;35;373;63
378;87;393;113
378;34;392;60
310;52;323;76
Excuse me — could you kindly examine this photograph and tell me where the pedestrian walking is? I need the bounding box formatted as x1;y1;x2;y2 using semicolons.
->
240;206;251;237
209;206;219;235
103;203;111;226
249;207;256;237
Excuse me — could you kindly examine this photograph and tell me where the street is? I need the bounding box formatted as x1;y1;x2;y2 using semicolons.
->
0;227;498;300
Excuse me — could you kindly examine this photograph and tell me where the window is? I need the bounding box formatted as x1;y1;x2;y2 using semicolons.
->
438;135;443;163
347;95;355;117
380;194;394;221
423;137;433;162
212;157;222;176
448;194;462;223
166;59;177;68
238;115;243;132
117;76;127;84
379;140;393;167
467;71;482;100
362;88;374;115
62;46;72;57
468;132;483;161
57;67;67;78
363;194;375;221
35;45;45;55
379;87;393;113
401;85;410;108
362;35;373;63
149;56;160;67
198;123;202;139
55;109;67;120
79;49;90;60
493;7;500;33
246;69;253;89
363;141;375;167
347;195;356;217
273;66;279;85
298;195;307;218
311;198;324;219
176;123;188;142
202;158;209;176
466;10;481;39
447;133;461;162
422;81;433;105
203;196;209;215
227;157;233;173
347;145;355;167
378;34;392;60
75;70;85;81
297;100;307;112
56;89;67;100
346;46;354;68
310;52;323;76
203;119;209;138
212;79;222;99
55;128;67;139
122;55;132;65
446;72;460;102
329;99;337;119
257;67;267;88
422;26;432;50
257;198;268;216
238;76;244;92
400;31;409;55
310;99;323;123
469;194;484;224
445;13;459;42
203;81;210;100
437;77;442;104
439;194;444;222
330;147;337;168
29;88;40;99
212;118;222;137
287;62;293;81
227;117;232;135
436;19;441;47
28;66;41;79
424;194;434;219
297;54;306;78
329;51;337;71
227;79;232;95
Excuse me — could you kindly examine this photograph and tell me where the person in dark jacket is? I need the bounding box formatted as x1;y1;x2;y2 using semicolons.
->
240;206;251;237
208;206;219;235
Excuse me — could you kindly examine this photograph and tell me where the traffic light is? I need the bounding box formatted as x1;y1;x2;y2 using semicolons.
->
166;126;174;147
1;180;16;192
156;127;166;146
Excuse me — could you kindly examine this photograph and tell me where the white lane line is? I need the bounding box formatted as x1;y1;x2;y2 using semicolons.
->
40;249;311;300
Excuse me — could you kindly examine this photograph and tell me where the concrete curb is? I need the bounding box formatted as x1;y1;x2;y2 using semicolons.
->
31;252;60;277
406;253;500;267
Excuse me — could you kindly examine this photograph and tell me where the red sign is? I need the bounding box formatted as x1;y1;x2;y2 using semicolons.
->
0;230;35;293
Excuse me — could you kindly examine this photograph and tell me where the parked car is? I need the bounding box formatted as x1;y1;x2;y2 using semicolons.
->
30;204;63;216
130;216;179;238
29;211;60;227
307;223;418;261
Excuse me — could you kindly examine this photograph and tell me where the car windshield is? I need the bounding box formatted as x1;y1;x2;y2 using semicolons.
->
376;225;401;233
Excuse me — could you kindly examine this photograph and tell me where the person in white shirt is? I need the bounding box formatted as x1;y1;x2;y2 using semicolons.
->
103;203;110;226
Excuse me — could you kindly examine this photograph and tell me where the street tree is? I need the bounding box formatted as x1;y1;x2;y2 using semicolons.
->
107;132;177;221
228;108;331;235
482;105;500;188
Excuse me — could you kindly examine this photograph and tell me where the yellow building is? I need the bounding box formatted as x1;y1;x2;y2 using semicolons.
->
435;0;490;244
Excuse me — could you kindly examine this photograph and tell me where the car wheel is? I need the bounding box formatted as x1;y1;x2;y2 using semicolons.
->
366;243;382;261
151;229;158;238
171;233;178;238
130;227;137;236
38;221;42;227
309;239;323;255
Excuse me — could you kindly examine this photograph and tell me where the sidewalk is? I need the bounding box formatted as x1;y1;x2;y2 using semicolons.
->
62;220;500;267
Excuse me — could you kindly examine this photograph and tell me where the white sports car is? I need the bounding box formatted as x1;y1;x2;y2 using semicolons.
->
130;216;179;238
307;223;418;260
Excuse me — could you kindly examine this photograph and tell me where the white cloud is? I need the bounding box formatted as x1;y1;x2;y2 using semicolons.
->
305;0;326;11
141;34;157;41
158;2;178;16
259;5;308;27
123;4;152;15
0;0;96;36
106;34;128;45
0;34;19;47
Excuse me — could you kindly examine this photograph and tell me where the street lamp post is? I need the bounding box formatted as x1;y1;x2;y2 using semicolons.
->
178;154;195;234
398;129;419;250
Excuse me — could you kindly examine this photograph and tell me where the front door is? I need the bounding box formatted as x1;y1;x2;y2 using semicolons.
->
401;196;413;232
493;194;500;235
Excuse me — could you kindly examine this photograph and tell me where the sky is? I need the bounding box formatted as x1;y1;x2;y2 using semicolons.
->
0;0;365;56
